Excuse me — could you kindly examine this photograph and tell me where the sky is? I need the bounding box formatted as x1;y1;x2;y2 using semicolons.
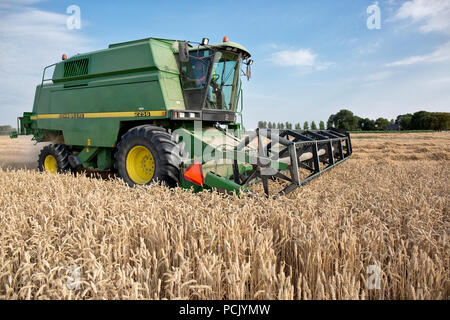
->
0;0;449;129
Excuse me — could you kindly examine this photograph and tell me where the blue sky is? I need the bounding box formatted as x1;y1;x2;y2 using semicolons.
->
0;0;449;128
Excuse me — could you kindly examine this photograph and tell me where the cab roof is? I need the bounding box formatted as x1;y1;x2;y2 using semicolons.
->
208;41;251;59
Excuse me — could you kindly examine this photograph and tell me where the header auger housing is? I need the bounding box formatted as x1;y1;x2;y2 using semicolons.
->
11;36;352;196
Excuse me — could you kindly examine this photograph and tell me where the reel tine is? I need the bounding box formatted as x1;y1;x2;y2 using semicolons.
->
261;176;269;197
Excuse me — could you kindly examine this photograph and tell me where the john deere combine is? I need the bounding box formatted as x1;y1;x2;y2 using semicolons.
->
10;36;352;196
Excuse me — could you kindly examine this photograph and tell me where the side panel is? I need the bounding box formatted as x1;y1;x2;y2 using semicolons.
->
50;76;163;114
35;75;167;147
36;118;121;148
159;72;185;110
32;38;186;147
150;40;185;111
52;42;156;82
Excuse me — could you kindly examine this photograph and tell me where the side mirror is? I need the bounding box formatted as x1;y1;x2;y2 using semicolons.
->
178;41;190;63
246;59;253;81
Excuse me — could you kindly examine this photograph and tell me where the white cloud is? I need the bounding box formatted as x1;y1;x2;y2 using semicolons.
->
357;40;382;55
394;0;450;34
271;49;316;67
429;77;450;84
0;0;43;9
315;62;333;71
0;3;94;125
385;41;450;67
266;43;279;50
364;71;393;82
269;48;331;71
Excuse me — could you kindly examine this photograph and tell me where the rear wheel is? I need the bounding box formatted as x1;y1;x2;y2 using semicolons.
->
38;144;72;174
114;125;182;187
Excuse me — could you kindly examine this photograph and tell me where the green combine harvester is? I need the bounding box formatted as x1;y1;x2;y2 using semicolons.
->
10;36;352;196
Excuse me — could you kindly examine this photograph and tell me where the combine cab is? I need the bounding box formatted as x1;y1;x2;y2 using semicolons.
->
11;36;352;196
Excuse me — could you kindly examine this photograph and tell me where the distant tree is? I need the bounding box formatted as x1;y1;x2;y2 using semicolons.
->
410;111;450;130
277;122;284;130
396;114;412;130
0;125;12;136
328;113;335;129
354;116;362;129
303;121;309;130
358;118;376;131
283;122;289;130
327;119;333;129
435;112;450;131
411;111;429;130
357;118;363;130
311;121;317;130
325;110;449;132
319;121;325;130
327;109;359;131
411;111;437;130
375;118;390;131
0;125;12;132
257;121;263;128
295;123;301;130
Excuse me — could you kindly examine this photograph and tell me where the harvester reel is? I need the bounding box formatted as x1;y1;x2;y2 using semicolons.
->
233;128;352;197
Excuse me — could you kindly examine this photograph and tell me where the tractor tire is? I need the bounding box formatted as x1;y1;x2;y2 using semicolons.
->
114;125;182;188
38;144;72;174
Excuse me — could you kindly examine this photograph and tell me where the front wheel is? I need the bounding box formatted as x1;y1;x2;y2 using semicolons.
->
114;125;182;187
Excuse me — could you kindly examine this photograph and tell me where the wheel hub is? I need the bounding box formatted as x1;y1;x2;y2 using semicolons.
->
44;155;58;174
126;145;155;184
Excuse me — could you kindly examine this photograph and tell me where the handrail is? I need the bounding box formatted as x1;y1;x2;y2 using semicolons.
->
41;63;57;86
36;63;56;106
238;87;244;130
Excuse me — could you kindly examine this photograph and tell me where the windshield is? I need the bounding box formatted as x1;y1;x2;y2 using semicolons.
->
178;49;241;111
206;52;240;111
180;50;212;90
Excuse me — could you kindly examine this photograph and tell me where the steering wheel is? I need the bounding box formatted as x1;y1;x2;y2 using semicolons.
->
211;73;220;81
210;73;221;91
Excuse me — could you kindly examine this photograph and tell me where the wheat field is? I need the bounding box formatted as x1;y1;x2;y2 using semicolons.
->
0;132;448;300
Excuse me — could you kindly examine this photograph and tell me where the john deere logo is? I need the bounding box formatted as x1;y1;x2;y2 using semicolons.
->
60;113;84;119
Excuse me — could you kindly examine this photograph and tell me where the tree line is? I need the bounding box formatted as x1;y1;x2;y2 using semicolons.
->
0;125;12;136
257;121;326;130
327;109;450;131
395;111;450;131
258;109;450;131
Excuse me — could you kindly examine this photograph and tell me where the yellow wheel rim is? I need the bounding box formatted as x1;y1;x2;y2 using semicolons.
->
44;155;58;174
126;145;155;184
